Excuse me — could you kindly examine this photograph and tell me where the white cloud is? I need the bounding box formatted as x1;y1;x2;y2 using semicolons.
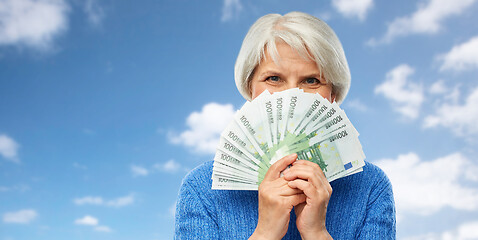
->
453;221;478;240
105;194;134;207
84;0;104;26
331;0;373;21
74;215;98;226
428;80;460;104
169;102;236;154
74;196;103;205
429;80;447;95
375;152;478;218
131;165;149;177
74;215;112;233
438;36;478;72
94;225;112;232
424;87;478;136
221;0;242;22
154;159;181;173
368;0;477;45
134;159;188;176
375;64;424;119
0;134;19;163
3;209;37;224
403;221;478;240
344;98;368;112
0;184;29;193
0;0;69;50
163;159;181;171
73;194;134;207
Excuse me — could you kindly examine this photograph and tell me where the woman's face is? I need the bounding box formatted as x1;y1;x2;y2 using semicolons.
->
250;42;335;102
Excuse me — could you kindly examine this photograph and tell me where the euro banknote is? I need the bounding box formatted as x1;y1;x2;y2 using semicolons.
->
212;89;365;190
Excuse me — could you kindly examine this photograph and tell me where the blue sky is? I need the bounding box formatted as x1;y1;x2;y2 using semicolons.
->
1;0;478;239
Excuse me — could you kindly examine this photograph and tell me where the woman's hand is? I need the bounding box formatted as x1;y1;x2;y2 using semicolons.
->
284;160;333;240
249;154;306;240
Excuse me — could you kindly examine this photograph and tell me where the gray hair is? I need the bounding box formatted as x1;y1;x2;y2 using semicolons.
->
234;11;351;104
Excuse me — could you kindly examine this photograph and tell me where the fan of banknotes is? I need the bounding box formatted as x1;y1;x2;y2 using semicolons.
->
212;88;365;190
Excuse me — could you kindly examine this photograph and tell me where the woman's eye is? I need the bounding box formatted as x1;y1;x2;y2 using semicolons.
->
266;76;280;82
305;78;320;84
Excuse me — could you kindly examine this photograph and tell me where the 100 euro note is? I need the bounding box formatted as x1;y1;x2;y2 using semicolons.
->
212;121;269;189
284;99;366;178
213;89;365;190
214;90;298;189
288;125;365;181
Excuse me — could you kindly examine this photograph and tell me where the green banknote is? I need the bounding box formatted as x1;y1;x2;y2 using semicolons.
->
213;89;365;190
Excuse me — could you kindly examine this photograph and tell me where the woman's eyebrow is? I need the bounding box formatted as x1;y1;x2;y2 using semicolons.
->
303;74;323;79
258;71;282;78
301;72;324;78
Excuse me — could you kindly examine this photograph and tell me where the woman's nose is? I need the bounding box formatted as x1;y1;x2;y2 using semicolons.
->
285;80;300;89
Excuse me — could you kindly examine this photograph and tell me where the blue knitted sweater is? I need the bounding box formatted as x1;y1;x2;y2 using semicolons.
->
175;161;396;239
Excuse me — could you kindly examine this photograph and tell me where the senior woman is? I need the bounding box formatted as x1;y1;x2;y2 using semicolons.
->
175;12;396;239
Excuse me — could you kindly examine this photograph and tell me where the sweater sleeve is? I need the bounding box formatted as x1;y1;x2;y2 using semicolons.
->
175;169;219;239
357;168;396;239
